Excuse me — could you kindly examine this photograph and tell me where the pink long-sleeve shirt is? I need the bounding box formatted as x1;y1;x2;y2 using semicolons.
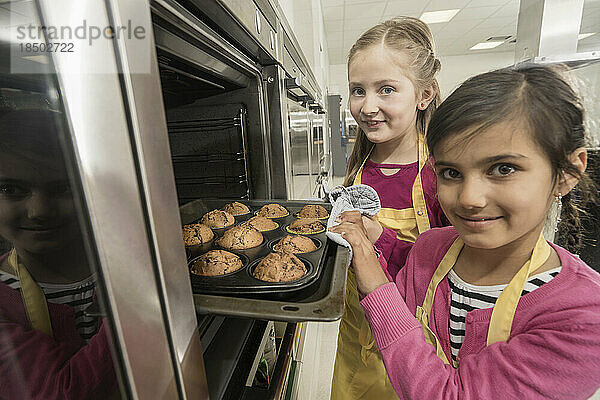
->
361;226;600;399
0;254;118;400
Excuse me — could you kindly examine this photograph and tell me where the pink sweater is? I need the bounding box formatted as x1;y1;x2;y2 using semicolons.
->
361;227;600;399
0;254;117;399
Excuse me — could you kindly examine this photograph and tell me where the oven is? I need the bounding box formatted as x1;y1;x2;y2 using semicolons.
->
1;0;345;399
149;3;347;397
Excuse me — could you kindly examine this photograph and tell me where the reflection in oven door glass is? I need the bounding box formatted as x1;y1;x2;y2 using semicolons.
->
0;109;120;399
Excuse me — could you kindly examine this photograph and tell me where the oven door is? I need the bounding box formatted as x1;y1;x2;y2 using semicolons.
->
0;0;208;398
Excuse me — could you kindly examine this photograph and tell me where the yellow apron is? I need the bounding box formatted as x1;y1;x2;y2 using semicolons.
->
7;249;53;337
416;233;551;366
331;135;430;400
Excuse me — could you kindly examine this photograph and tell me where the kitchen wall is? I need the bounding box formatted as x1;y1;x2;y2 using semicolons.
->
436;51;515;98
328;51;516;111
277;0;330;97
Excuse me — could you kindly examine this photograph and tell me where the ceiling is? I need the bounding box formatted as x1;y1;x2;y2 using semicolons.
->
323;0;600;65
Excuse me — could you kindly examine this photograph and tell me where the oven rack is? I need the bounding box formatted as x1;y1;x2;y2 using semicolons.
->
168;107;250;200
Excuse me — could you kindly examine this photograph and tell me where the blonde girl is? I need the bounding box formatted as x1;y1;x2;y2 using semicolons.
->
331;17;447;399
331;65;600;399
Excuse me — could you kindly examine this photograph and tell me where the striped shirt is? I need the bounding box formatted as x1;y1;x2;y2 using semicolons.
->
0;270;99;341
447;267;561;362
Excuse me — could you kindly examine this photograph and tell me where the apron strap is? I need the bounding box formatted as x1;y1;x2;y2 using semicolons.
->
412;133;431;234
8;250;53;337
354;134;431;236
353;146;375;186
487;234;551;345
418;233;552;365
422;238;464;315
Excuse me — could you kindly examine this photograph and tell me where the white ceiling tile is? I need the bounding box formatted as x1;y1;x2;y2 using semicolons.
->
383;0;425;15
488;41;515;53
1;8;34;26
583;0;600;9
581;9;600;28
423;0;470;12
321;0;345;6
581;20;600;31
436;26;469;39
466;0;510;6
325;19;344;32
436;29;469;41
578;42;600;52
453;6;501;21
439;43;470;55
468;25;514;38
464;31;501;43
344;15;382;25
343;0;387;4
343;17;382;35
344;2;386;19
442;18;483;32
381;10;421;19
428;23;448;34
434;36;458;48
323;6;344;21
492;1;520;18
0;8;11;26
0;1;36;17
501;20;518;33
476;16;515;28
582;7;600;18
436;48;455;56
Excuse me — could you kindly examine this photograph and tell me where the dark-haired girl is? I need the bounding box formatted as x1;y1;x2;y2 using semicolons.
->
330;65;600;399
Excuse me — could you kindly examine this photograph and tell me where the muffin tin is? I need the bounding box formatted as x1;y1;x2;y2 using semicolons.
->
187;200;332;300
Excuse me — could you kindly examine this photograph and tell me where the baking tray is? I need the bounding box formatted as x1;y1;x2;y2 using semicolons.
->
187;200;330;298
180;199;349;322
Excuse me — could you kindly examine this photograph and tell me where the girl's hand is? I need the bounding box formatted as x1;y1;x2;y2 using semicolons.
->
329;220;389;295
335;211;383;244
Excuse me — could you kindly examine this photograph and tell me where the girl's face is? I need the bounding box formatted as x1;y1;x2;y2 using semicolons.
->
434;122;556;251
348;44;422;144
0;151;80;255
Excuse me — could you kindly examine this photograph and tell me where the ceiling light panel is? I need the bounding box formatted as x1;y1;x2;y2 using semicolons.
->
470;40;505;50
578;32;596;40
420;9;460;23
424;0;470;10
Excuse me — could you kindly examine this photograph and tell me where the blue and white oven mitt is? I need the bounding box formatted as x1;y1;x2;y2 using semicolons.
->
326;184;381;266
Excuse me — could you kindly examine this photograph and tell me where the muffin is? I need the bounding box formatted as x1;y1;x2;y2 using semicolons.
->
274;235;317;254
191;250;243;276
286;218;325;234
253;252;307;282
298;204;329;219
201;209;235;229
222;201;250;216
257;203;289;218
216;224;263;250
243;216;278;232
182;223;214;246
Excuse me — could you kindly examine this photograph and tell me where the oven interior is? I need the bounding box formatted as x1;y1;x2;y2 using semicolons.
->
152;13;270;203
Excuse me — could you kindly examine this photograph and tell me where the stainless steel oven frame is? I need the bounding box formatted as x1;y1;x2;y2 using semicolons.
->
35;0;207;398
